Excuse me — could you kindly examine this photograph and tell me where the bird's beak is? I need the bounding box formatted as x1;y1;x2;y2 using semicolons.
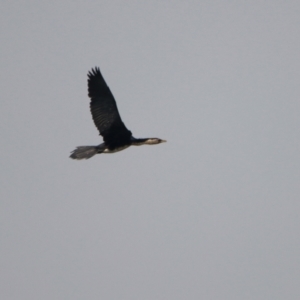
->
161;139;167;143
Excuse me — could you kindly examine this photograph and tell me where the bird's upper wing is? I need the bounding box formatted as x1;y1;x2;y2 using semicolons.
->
88;67;132;149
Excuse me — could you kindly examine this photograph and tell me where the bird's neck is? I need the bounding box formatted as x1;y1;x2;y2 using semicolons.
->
131;137;149;146
131;137;161;145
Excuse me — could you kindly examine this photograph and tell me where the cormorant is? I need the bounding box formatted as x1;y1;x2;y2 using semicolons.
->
70;67;166;160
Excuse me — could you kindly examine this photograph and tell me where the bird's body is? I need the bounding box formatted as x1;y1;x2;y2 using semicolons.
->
70;67;166;160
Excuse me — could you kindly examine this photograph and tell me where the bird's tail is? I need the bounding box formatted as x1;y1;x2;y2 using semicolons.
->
70;146;100;160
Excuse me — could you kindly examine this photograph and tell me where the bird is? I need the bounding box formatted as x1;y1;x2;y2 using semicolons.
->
70;67;166;160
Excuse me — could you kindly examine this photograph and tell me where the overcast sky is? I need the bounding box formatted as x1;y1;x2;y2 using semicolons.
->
1;1;300;299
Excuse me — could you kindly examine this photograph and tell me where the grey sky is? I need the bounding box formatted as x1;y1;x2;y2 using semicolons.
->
1;1;300;299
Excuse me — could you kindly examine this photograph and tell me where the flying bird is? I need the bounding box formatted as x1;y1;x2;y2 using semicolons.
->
70;67;166;160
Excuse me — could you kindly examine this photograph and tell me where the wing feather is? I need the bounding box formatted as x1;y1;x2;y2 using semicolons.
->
88;67;132;149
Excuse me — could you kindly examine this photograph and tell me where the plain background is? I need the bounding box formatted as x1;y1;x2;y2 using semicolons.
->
1;1;299;299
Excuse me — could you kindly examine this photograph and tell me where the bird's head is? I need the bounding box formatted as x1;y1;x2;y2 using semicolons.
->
144;138;167;145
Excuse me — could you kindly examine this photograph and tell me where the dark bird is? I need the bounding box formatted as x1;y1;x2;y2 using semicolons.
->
70;67;166;160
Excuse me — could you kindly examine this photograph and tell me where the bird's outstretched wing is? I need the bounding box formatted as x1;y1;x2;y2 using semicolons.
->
88;67;132;149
